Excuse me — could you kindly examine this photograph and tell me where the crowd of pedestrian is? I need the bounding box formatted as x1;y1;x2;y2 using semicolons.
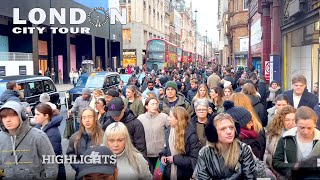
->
0;63;320;179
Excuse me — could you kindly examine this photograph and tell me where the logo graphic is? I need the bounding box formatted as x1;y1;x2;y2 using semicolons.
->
110;104;116;110
88;7;109;27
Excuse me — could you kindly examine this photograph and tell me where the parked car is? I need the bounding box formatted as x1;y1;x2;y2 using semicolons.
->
66;71;121;108
120;74;131;86
0;75;61;111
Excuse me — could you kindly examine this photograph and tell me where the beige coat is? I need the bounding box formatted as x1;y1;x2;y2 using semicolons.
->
264;134;281;166
137;112;170;157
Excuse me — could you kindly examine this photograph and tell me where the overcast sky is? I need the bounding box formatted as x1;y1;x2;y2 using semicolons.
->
185;0;219;46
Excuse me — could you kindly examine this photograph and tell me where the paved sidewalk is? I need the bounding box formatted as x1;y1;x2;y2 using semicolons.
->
55;84;73;92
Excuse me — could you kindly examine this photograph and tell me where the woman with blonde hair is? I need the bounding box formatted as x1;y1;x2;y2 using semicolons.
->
160;106;201;179
123;85;144;116
89;88;105;111
103;122;152;180
66;107;104;177
227;95;266;160
192;84;210;106
242;83;267;126
193;113;255;179
264;105;296;166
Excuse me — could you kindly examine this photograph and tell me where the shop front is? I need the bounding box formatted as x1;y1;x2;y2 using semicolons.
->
234;53;248;70
123;49;137;68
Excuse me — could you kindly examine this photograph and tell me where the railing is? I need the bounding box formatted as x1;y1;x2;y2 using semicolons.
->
0;52;33;61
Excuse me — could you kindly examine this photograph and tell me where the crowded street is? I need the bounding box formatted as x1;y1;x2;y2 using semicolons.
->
0;0;320;179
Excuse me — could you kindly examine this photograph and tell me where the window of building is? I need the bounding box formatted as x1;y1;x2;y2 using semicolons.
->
149;32;152;40
243;0;248;10
144;30;148;43
144;0;146;9
123;29;131;43
235;0;238;12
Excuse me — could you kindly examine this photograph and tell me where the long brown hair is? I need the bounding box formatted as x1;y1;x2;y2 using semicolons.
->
242;83;258;97
74;107;104;154
209;113;240;168
211;87;224;106
267;105;296;141
170;106;190;154
229;93;263;133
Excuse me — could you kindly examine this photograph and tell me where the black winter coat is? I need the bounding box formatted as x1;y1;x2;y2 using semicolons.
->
193;141;256;179
187;88;198;103
35;115;66;179
283;89;319;109
190;114;215;147
255;80;268;106
102;109;147;158
159;123;201;180
66;130;93;175
35;115;63;156
247;95;267;127
240;129;266;161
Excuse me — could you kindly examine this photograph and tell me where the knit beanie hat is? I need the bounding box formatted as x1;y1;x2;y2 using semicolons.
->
82;88;91;95
165;81;178;92
224;100;252;127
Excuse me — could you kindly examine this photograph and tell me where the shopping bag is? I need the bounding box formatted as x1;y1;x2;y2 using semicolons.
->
153;158;164;180
64;116;75;139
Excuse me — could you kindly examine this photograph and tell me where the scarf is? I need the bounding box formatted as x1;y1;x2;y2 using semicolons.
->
169;128;178;180
239;127;258;140
268;87;281;102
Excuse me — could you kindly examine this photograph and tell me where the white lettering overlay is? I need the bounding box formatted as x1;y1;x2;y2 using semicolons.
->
42;155;117;164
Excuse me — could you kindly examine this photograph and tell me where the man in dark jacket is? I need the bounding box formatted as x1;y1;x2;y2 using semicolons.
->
0;81;20;103
283;74;318;109
248;72;268;106
223;67;236;90
102;97;147;158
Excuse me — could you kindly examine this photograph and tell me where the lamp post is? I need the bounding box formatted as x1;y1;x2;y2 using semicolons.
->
194;9;198;64
205;30;207;61
108;19;112;71
49;0;55;82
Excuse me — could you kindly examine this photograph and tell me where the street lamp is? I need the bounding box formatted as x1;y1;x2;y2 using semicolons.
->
194;9;198;63
205;30;207;61
50;0;54;79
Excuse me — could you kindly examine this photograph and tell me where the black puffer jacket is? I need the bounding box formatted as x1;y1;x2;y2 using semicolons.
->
247;95;267;127
102;109;147;158
193;141;256;179
159;123;201;180
66;130;93;175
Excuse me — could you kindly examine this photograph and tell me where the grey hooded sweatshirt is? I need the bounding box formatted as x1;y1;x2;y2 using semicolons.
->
0;101;58;179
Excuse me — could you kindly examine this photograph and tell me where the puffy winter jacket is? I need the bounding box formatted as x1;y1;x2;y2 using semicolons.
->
193;140;256;179
102;109;147;158
161;93;194;116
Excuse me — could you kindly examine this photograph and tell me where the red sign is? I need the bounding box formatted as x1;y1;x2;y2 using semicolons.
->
265;61;270;82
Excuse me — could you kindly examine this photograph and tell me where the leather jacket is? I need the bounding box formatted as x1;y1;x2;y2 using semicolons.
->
193;141;256;180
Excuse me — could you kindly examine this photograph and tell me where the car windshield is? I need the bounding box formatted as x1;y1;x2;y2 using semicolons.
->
0;82;6;96
120;75;131;84
76;75;106;88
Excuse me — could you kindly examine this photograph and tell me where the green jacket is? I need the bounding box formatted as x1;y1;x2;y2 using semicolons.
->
123;98;144;116
161;93;194;116
272;127;320;177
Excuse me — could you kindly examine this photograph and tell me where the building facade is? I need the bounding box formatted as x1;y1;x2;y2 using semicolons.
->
226;0;249;68
0;0;122;82
217;0;230;65
121;0;165;66
248;0;263;75
281;0;319;90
